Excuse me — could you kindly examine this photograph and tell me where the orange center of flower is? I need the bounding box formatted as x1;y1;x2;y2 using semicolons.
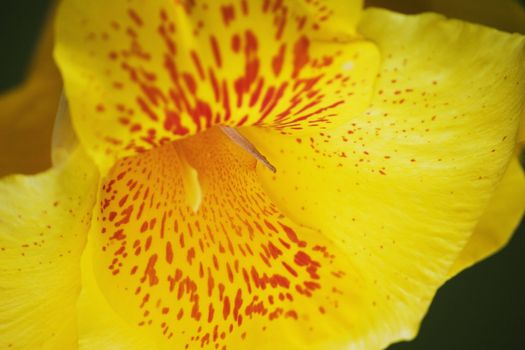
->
92;127;355;349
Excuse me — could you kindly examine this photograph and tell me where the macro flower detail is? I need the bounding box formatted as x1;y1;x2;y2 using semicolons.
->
55;0;378;170
1;0;525;350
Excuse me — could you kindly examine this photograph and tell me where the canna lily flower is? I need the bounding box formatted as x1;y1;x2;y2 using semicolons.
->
1;1;524;349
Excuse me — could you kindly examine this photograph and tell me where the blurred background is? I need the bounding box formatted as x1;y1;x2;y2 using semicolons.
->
0;0;523;349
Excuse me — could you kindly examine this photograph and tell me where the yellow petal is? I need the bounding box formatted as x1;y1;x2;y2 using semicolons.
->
366;0;525;278
426;0;525;34
0;148;98;349
242;8;525;346
365;0;525;34
77;237;156;350
448;156;525;276
0;8;62;177
55;0;378;172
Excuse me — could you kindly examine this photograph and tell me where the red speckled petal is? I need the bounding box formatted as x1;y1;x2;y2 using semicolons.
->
89;127;405;350
55;0;378;170
241;8;525;346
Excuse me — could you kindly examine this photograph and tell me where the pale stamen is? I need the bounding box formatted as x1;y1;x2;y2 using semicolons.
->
52;91;77;165
219;126;277;173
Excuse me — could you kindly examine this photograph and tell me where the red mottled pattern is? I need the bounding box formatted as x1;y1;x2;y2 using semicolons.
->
94;128;350;349
76;0;367;155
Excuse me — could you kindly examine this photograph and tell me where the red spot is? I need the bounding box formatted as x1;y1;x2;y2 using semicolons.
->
114;245;125;256
227;263;234;283
110;229;126;241
190;51;205;80
160;8;168;21
142;254;159;286
140;221;148;233
136;97;158;121
260;86;275;112
139;293;149;308
279;222;306;247
209;69;220;102
292;36;310;79
282;261;298;277
294;251;311;266
220;5;235;26
165;242;173;264
233;289;243;321
249;77;264;107
190;294;201;321
272;0;284;12
158;24;177;55
263;219;278;233
245;30;258;56
262;0;270;13
186;247;195;265
272;44;286;77
127;8;143;27
221;81;231;121
222;297;230;320
304;281;320;291
294;251;321;280
278;238;291;250
182;73;197;94
231;34;241;53
160;212;167;239
266;242;281;259
207;274;215;297
285;310;298;319
115;205;133;227
207;303;215;323
259;82;287;120
130;124;141;132
275;11;287;40
236;114;249;126
145;235;152;251
241;0;249;15
163;110;189;136
233;31;260;107
210;36;222;68
296;16;307;31
293;99;343;122
242;268;252;294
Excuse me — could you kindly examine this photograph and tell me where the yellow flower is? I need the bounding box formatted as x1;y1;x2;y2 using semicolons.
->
1;1;524;350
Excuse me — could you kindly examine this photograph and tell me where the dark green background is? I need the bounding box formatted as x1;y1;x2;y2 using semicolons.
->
0;1;523;349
